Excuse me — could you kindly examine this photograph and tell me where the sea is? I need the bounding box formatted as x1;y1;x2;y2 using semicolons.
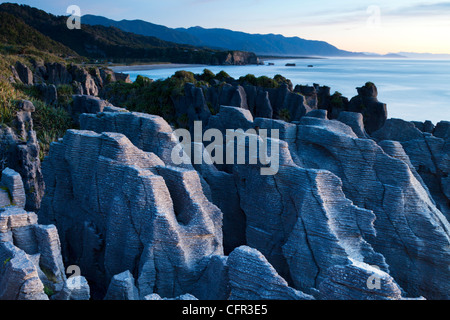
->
118;58;450;124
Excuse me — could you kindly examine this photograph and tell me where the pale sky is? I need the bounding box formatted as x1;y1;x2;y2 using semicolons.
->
4;0;450;54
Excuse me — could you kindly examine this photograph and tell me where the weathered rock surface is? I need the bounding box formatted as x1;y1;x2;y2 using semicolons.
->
372;118;450;221
53;276;90;300
15;62;33;85
45;62;73;85
337;111;369;138
228;246;313;300
0;100;44;212
318;263;404;300
348;83;387;134
0;168;26;208
31;95;448;300
198;106;448;300
70;95;111;123
35;83;58;105
104;270;139;300
294;116;450;299
204;108;387;297
39;128;223;299
0;191;84;300
192;255;230;300
144;293;198;300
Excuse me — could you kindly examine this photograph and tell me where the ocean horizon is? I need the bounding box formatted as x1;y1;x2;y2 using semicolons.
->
118;57;450;124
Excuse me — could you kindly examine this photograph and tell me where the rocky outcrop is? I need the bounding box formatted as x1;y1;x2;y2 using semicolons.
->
14;62;33;85
114;72;132;84
204;108;386;295
372;118;450;221
348;83;387;134
337;111;369;138
294;85;318;110
199;106;448;300
293;116;450;299
224;51;260;66
70;95;112;123
104;270;139;300
18;76;444;302
192;255;230;300
70;65;99;96
52;276;90;300
0;100;44;212
39;127;223;299
228;246;313;300
45;62;73;85
318;263;404;300
35;83;58;105
169;81;313;132
0;171;88;300
164;80;387;140
173;83;211;130
12;60;125;100
0;168;26;209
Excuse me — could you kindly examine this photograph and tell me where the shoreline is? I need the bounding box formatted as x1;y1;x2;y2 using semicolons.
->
110;63;208;73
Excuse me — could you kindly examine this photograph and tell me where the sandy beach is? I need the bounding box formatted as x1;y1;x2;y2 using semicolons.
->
110;63;207;73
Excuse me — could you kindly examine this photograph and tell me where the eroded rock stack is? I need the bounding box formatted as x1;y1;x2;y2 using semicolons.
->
160;81;388;138
372;119;450;222
36;99;449;301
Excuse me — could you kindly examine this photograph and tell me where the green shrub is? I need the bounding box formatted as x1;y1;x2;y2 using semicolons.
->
135;75;152;88
43;286;55;297
173;70;196;83
330;91;344;108
0;81;23;126
31;99;74;160
200;69;216;82
57;84;74;106
256;76;279;89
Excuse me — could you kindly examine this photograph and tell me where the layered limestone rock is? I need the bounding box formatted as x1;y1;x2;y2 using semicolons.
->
70;95;112;123
104;270;139;300
79;110;193;169
202;107;395;298
0;173;87;300
372;118;450;222
0;168;26;208
0;100;44;212
293;116;450;299
201;106;449;300
227;246;313;300
318;263;404;300
36;99;448;300
39;129;223;299
348;83;388;134
14;61;33;85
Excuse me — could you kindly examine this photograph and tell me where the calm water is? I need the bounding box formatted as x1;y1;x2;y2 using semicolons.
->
121;58;450;124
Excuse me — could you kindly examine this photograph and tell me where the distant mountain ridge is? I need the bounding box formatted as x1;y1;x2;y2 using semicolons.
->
82;14;364;57
0;3;259;65
395;52;450;60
